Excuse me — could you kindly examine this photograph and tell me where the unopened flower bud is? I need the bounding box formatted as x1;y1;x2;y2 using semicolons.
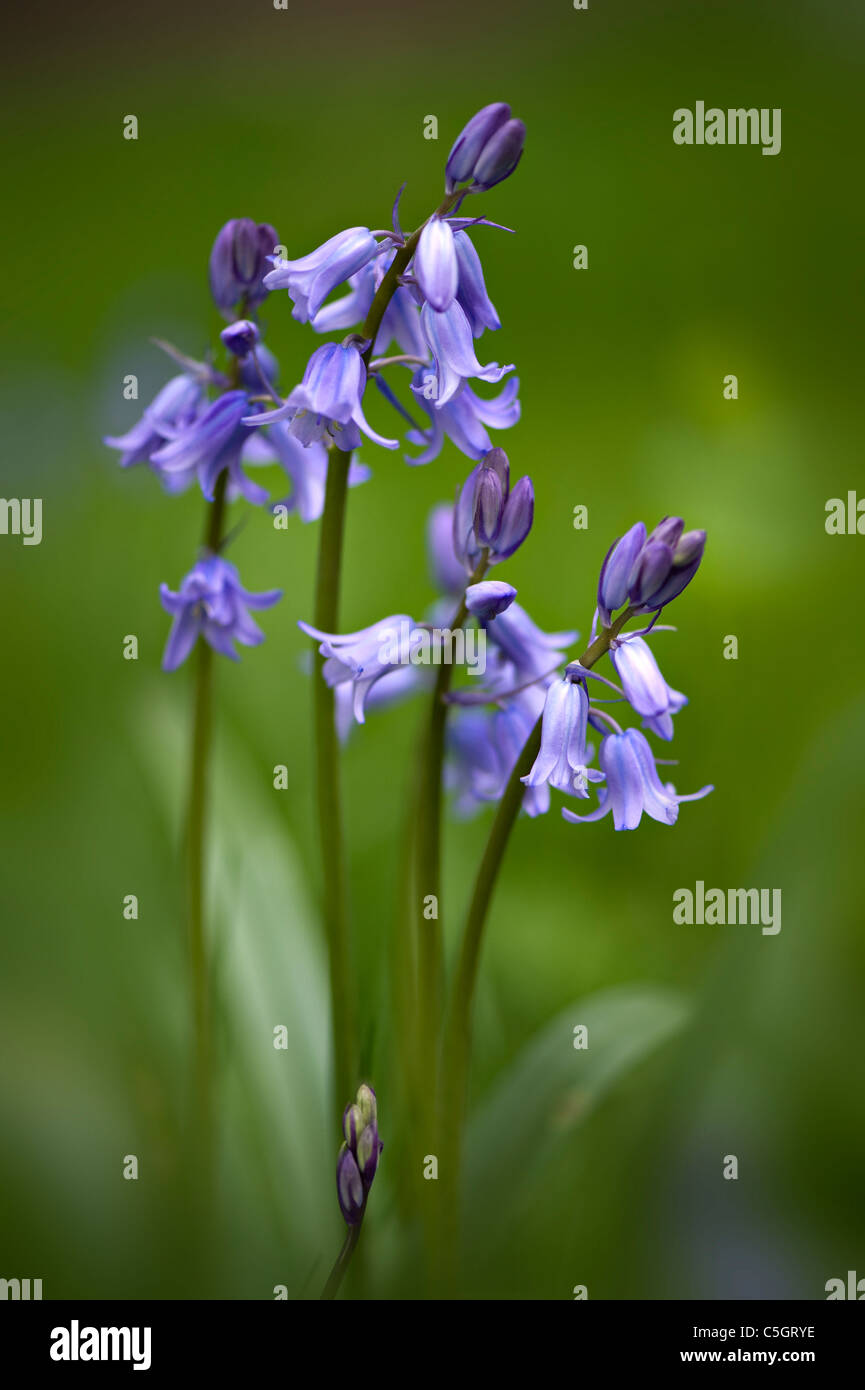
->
208;218;279;318
470;118;526;191
355;1083;377;1129
445;102;512;192
336;1144;365;1226
355;1122;382;1185
465;580;517;619
627;541;674;608
343;1103;363;1152
597;521;646;626
492;474;534;560
473;467;505;546
220;319;260;358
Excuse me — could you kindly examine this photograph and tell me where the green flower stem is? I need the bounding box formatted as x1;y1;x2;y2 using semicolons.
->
437;607;635;1272
185;469;229;1194
310;191;463;1121
312;446;357;1118
414;552;489;1119
320;1222;362;1301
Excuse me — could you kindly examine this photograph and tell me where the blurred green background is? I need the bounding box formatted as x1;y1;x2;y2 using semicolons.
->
2;0;863;1299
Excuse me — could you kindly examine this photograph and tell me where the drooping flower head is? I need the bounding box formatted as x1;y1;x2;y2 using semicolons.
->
244;342;398;452
159;554;282;671
264;227;384;324
151;389;271;504
104;374;204;479
562;728;712;831
521;676;603;800
608;634;687;741
298;613;416;724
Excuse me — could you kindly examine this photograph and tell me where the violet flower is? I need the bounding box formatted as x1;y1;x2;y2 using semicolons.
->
152;390;270;504
244;342;398;451
452;449;533;569
299;613;415;723
264;227;383;323
159;554;282;671
420;301;514;407
406;372;520;466
454;230;501;336
609;634;687;741
521;677;603;799
104;374;204;477
562;728;712;831
415;217;459;312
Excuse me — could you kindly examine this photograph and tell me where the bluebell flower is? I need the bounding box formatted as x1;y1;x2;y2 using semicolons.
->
521;677;603;798
299;614;415;724
562;728;712;830
104;374;204;477
244;342;399;451
152;390;269;504
406;372;520;465
454;230;501;336
336;1145;365;1226
491;686;552;817
335;664;425;743
263;227;383;324
420;301;514;407
415;217;458;312
209;218;279;317
159;554;282;671
445;103;526;193
465;580;517;619
610;634;687;741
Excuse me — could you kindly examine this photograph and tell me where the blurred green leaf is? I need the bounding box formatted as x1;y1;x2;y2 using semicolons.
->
464;984;691;1233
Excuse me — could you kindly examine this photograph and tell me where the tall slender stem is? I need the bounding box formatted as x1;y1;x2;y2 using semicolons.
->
186;469;228;1196
437;608;635;1274
313;446;356;1118
413;554;489;1122
320;1223;362;1300
310;192;463;1121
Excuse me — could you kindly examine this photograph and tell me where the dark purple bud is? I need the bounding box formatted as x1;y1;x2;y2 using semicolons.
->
220;319;260;358
355;1122;382;1186
465;579;517;619
208;219;279;317
638;532;706;610
471;118;526;191
481;446;510;497
597;521;646;626
646;516;684;550
453;465;483;569
628;541;674;608
336;1144;365;1226
445;103;511;192
473;468;505;546
493;475;534;560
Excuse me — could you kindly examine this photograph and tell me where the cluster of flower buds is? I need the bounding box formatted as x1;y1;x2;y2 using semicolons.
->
336;1084;383;1227
597;517;706;627
208;218;279;318
453;447;534;570
445;102;526;194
